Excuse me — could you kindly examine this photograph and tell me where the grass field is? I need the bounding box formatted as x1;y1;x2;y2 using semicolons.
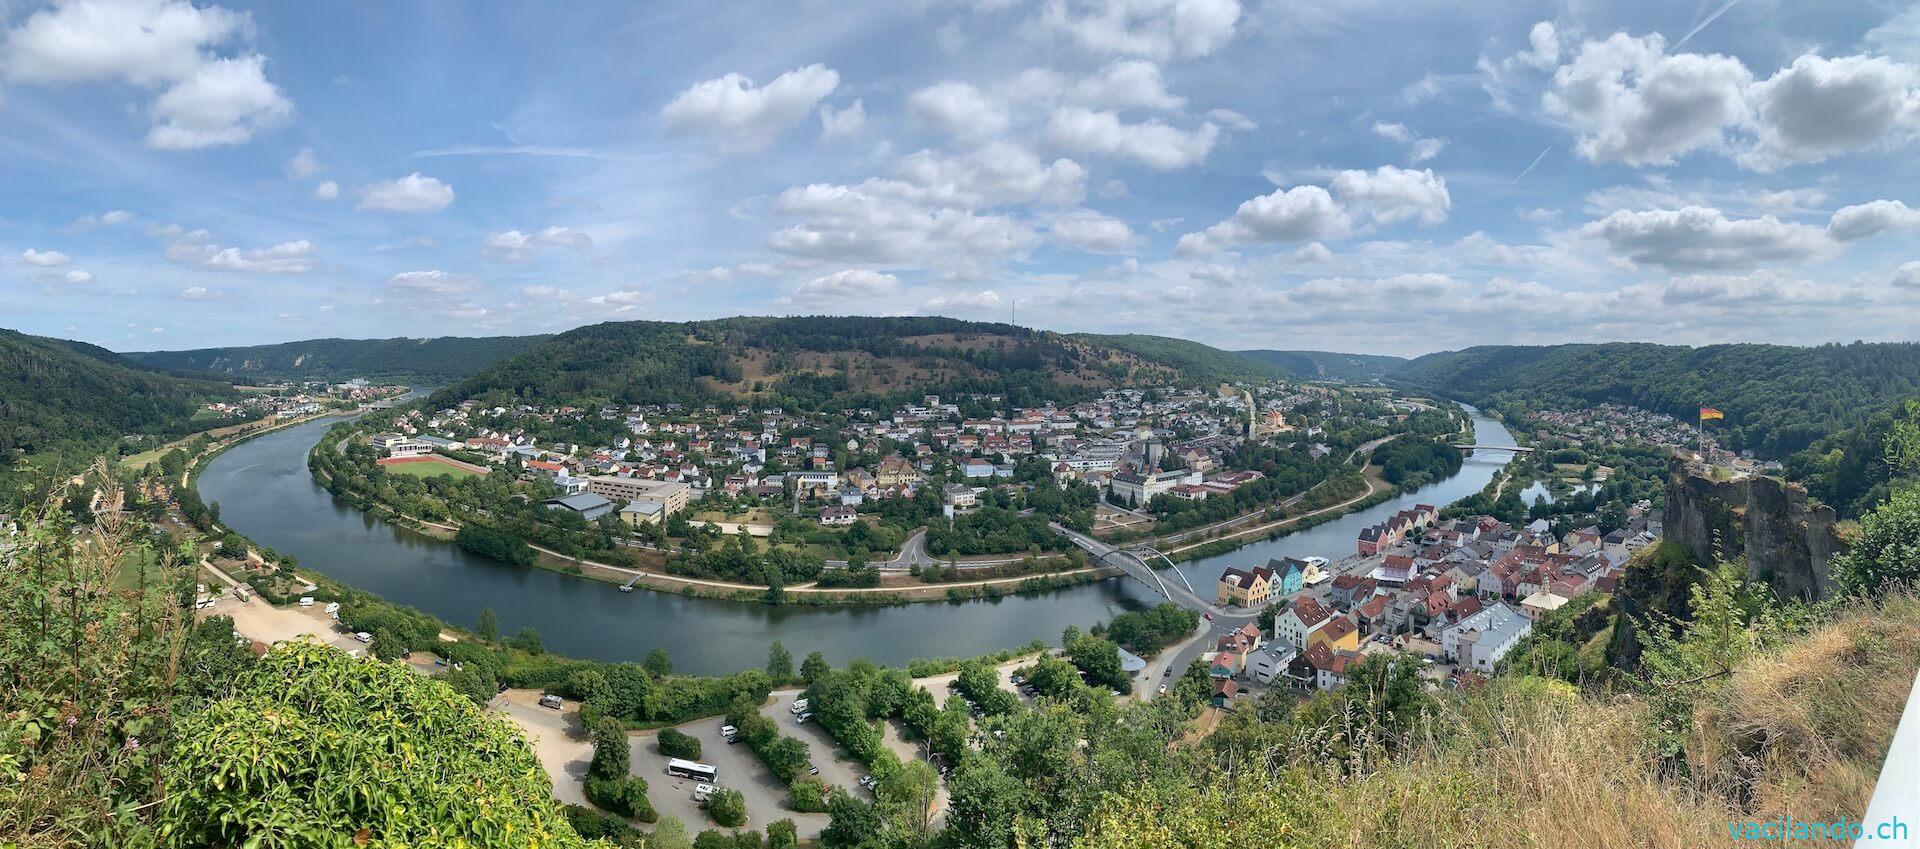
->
379;456;481;480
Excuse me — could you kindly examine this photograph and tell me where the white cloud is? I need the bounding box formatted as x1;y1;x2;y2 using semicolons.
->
358;173;455;213
1328;165;1452;227
1741;54;1920;169
1044;106;1219;169
1579;206;1835;270
483;226;594;261
63;269;95;285
178;285;215;299
284;146;321;179
820;99;866;139
1894;261;1920;289
909;81;1009;143
1544;32;1752;166
790;269;900;304
1068;59;1184;110
890;142;1086;207
73;209;133;229
313;180;339;201
1175;185;1351;255
1827;200;1920;241
661;64;839;151
21;248;71;266
769;182;1039;273
164;231;315;272
922;289;1004;312
386;269;479;295
1371;121;1447;162
1048;210;1138;253
1865;6;1920;63
1;0;290;149
1040;0;1242;61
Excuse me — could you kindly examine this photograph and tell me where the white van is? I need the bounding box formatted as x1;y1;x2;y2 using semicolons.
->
323;602;340;616
353;631;372;643
298;596;315;608
790;698;809;714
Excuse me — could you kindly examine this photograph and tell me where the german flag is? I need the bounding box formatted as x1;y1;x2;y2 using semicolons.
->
1699;407;1724;422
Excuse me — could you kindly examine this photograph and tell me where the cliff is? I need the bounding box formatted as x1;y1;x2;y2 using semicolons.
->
1663;455;1842;603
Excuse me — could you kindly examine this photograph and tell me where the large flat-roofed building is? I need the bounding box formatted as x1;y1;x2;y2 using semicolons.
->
586;476;691;518
370;433;434;458
543;492;614;521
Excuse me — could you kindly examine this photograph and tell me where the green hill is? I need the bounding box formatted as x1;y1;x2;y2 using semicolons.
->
125;335;550;383
0;327;236;457
1236;349;1407;381
430;317;1261;412
1394;341;1920;514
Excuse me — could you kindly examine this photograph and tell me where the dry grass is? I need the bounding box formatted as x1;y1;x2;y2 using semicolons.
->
1276;594;1920;848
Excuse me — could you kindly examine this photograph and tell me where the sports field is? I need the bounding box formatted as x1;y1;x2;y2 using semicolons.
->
377;455;483;480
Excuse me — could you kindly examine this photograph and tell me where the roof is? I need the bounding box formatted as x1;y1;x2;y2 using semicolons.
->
544;493;612;512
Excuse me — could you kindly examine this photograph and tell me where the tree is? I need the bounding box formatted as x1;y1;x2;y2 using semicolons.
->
476;607;500;642
509;626;545;654
646;648;675;677
766;640;794;681
589;717;630;780
651;815;692;849
800;651;830;684
704;787;747;827
768;818;799;849
820;791;883;849
163;643;603;846
659;727;703;760
1834;487;1920;595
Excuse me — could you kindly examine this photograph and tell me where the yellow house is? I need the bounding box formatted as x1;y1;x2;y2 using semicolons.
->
1216;565;1274;607
1307;615;1360;653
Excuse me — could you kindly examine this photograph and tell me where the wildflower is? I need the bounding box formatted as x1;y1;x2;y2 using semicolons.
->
124;736;140;751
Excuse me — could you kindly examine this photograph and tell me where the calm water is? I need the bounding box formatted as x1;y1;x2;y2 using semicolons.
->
200;407;1515;674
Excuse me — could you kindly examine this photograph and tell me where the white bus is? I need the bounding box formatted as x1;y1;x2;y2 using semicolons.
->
666;758;717;783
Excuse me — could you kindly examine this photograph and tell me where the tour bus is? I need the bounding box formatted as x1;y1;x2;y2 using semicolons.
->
666;758;717;783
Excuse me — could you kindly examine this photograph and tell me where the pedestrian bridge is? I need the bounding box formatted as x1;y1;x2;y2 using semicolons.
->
1452;444;1533;453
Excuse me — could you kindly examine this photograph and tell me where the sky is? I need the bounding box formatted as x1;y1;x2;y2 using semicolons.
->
2;0;1919;357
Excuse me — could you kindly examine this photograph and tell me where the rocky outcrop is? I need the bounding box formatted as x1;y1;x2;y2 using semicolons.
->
1663;455;1842;603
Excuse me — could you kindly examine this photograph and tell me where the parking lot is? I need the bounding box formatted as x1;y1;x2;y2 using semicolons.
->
490;690;592;808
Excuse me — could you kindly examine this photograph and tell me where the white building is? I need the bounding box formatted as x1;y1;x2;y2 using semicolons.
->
1441;603;1532;673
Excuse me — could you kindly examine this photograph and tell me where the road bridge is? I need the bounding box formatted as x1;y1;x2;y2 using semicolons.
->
1453;444;1533;452
1051;524;1254;623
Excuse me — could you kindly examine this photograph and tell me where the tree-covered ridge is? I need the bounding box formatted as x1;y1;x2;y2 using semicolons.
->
0;327;235;456
1235;348;1408;381
427;317;1264;413
1394;341;1920;513
1074;332;1288;384
125;333;552;382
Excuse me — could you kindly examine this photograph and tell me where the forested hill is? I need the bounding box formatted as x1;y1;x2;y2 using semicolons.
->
1236;349;1407;381
0;328;235;456
1394;341;1920;514
125;335;550;382
428;317;1260;412
1072;333;1287;383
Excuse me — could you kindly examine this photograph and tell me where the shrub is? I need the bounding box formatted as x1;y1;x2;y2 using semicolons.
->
586;775;658;823
788;775;830;812
659;727;703;760
768;819;799;848
704;787;748;827
693;830;733;849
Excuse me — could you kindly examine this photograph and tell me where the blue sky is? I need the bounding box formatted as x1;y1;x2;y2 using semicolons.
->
3;0;1919;356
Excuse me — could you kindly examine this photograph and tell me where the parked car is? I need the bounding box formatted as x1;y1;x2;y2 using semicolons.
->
795;711;812;723
720;724;738;737
538;694;564;709
297;596;315;608
808;765;820;775
353;631;372;643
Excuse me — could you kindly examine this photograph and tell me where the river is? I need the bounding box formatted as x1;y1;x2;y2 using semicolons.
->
198;406;1517;674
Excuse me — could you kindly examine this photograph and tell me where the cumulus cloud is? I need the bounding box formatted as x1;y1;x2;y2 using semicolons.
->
1044;106;1219;169
358;173;454;213
1;0;291;149
1068;59;1184;110
820;99;866;139
313;180;339;201
1040;0;1242;61
482;226;594;261
1895;261;1920;289
1328;165;1452;226
283;146;321;179
1579;206;1835;270
661;64;839;151
890;142;1086;207
73;209;133;229
1175;185;1351;255
909;81;1009;143
1827;200;1920;241
1741;54;1920;168
21;248;71;266
63;269;95;285
1048;210;1138;253
922;289;1004;313
164;230;315;272
790;269;900;304
769;182;1039;272
1865;6;1920;63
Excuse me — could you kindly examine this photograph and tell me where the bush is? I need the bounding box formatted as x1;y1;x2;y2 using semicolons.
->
694;830;733;849
564;804;641;843
659;727;703;760
586;775;658;823
788;775;830;812
768;819;798;849
704;787;748;827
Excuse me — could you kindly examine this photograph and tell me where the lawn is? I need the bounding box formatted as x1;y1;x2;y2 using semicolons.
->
381;457;481;480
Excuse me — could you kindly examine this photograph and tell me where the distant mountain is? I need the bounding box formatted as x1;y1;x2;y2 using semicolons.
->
126;335;550;383
430;317;1262;412
1236;349;1407;381
0;328;236;456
